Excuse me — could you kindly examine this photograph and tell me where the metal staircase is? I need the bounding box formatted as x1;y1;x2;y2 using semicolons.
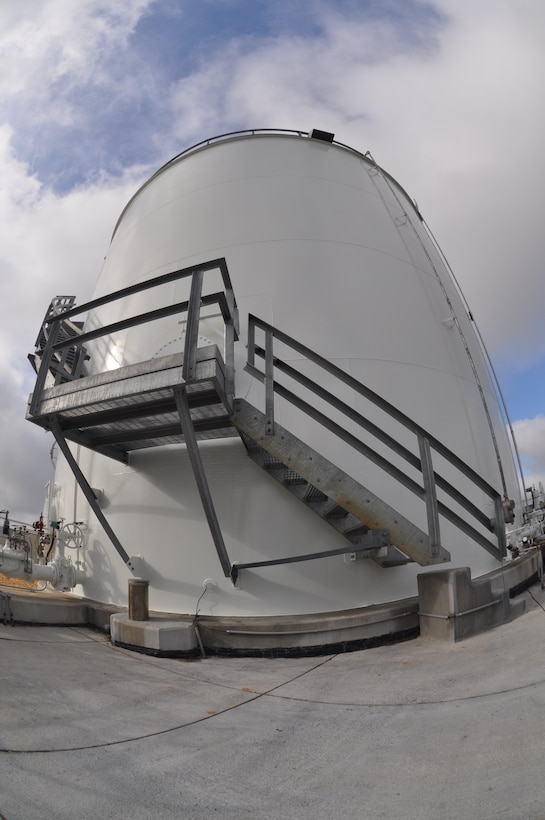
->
228;314;511;582
232;401;418;570
27;259;510;585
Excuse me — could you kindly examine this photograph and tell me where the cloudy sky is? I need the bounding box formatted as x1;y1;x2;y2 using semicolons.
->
1;0;544;521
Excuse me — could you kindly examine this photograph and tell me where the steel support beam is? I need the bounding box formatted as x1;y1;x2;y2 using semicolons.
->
183;270;204;381
174;385;232;578
48;416;131;566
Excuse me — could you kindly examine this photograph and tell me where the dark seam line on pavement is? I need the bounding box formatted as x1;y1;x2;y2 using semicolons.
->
104;636;341;694
264;588;545;708
106;641;335;693
0;635;109;644
264;672;545;708
0;653;338;755
528;587;545;613
3;588;545;754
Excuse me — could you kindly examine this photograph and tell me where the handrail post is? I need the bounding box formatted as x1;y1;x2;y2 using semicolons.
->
73;345;87;379
223;288;238;413
493;495;508;557
247;315;256;369
415;437;441;559
55;344;71;385
224;287;239;338
183;269;204;382
224;318;235;413
265;328;274;435
29;319;62;416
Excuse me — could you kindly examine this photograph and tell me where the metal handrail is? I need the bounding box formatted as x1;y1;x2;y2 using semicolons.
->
29;258;239;418
27;259;239;579
38;257;234;325
246;314;507;560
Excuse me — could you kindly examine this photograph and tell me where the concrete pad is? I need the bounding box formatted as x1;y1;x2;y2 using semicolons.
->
0;583;123;630
417;566;521;640
110;612;198;654
1;584;89;625
0;625;255;753
418;550;538;641
1;583;545;819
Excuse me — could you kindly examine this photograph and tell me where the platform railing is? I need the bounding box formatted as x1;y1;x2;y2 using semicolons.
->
245;314;508;561
29;257;239;418
27;258;239;580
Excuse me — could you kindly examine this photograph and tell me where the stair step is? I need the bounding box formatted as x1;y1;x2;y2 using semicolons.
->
262;455;284;469
325;505;349;521
303;486;328;504
342;525;370;538
262;459;308;485
283;474;308;486
374;545;413;567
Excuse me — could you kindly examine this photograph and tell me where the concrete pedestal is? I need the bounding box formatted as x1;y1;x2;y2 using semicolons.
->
417;552;538;642
110;613;198;656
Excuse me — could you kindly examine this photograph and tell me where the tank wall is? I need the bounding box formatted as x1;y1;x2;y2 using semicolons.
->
53;134;520;615
91;135;518;496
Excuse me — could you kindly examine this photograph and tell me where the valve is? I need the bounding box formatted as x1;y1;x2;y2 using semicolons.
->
49;556;78;591
503;497;515;524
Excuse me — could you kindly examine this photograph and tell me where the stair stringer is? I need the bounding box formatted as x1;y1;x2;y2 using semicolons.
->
230;399;451;567
240;436;408;567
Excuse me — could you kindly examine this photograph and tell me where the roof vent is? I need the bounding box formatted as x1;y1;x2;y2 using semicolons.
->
310;129;335;143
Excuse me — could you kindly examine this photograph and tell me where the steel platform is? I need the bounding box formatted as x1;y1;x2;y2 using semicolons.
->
27;345;237;464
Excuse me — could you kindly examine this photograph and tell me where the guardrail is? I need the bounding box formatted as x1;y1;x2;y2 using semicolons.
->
29;258;239;417
245;314;508;560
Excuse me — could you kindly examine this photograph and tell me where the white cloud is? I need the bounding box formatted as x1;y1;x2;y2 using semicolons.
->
2;0;545;515
0;358;55;524
167;1;545;370
0;128;147;360
0;0;152;102
0;126;147;521
512;415;545;489
0;1;157;521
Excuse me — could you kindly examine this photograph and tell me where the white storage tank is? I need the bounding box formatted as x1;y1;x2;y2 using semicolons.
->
34;129;524;650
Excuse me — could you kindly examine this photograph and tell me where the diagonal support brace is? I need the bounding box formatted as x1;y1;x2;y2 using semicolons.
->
48;417;131;567
173;385;232;578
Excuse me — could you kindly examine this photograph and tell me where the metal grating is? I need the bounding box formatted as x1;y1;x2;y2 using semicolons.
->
28;351;234;463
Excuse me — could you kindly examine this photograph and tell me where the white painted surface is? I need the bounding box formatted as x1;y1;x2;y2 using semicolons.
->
50;133;521;615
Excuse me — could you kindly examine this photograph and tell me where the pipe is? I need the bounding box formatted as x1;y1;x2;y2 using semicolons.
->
0;541;80;591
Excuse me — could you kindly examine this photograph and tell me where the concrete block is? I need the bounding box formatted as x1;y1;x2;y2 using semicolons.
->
86;601;124;632
110;613;198;656
488;549;542;597
418;565;525;642
196;598;420;656
6;589;89;626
